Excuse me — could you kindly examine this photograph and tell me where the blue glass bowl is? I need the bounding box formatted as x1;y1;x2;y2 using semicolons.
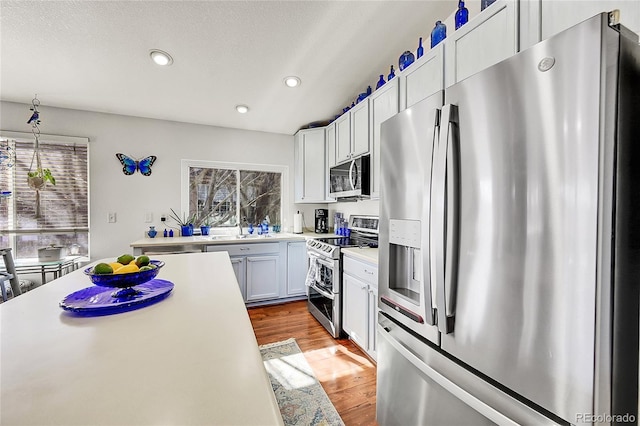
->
84;260;165;288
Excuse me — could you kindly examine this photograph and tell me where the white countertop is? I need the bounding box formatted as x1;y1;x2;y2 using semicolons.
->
0;252;283;426
342;247;379;264
130;232;307;249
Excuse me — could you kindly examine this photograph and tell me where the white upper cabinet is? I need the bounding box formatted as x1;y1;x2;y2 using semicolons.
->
444;0;518;87
370;78;399;200
521;0;640;50
336;99;370;164
399;44;444;110
294;128;328;203
326;121;337;169
351;98;370;158
335;112;351;164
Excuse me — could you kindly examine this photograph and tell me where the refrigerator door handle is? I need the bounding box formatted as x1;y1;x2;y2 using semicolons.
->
444;105;460;328
433;104;458;334
378;323;520;426
422;107;441;326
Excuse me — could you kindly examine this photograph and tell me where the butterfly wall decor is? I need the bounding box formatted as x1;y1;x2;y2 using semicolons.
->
115;153;157;176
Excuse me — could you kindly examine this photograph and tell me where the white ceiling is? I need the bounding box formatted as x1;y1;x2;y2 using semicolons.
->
1;0;457;135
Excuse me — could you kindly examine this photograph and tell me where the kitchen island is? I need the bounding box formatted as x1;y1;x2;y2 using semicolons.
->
0;252;284;426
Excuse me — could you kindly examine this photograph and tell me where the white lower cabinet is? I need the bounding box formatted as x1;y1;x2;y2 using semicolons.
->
246;255;280;302
342;254;378;361
206;242;289;304
286;241;307;297
229;257;246;301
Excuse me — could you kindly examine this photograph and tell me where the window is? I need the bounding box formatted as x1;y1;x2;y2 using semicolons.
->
0;132;90;260
182;160;288;228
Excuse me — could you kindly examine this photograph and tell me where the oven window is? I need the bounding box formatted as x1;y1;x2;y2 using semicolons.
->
309;287;333;322
318;264;333;290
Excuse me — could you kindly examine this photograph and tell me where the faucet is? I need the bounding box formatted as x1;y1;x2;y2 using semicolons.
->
238;217;247;236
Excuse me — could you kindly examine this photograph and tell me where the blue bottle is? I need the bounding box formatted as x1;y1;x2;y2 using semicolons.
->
481;0;496;10
163;228;168;238
388;65;396;81
399;51;415;71
455;1;469;29
431;21;447;48
169;229;174;237
417;37;424;59
376;75;385;89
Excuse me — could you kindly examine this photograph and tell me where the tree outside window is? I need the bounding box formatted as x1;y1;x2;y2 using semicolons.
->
188;166;282;228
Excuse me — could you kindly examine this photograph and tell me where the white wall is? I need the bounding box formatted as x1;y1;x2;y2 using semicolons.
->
1;101;295;260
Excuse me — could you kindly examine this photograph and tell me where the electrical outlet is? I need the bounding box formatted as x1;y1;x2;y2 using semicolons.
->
108;212;117;223
160;214;167;222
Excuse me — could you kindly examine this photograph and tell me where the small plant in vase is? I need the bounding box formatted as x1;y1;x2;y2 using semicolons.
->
27;167;56;190
199;216;213;236
169;208;196;237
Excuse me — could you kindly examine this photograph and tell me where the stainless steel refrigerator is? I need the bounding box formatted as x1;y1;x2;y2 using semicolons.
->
377;12;640;425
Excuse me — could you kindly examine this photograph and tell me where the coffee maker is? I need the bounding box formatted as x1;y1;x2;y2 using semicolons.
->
315;209;329;233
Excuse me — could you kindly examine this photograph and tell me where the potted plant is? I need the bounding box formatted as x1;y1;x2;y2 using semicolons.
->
169;208;196;237
27;167;56;190
200;216;213;236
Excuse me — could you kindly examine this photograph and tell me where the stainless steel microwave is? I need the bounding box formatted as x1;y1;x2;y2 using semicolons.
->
329;155;371;199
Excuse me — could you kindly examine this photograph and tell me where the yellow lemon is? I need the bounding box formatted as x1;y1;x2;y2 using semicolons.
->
109;262;123;272
113;263;140;274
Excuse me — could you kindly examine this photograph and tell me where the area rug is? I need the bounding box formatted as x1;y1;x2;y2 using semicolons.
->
259;338;345;426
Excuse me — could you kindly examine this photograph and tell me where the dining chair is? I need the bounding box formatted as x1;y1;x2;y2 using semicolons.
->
1;248;21;302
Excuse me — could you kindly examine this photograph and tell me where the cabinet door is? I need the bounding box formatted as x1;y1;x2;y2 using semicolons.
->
286;242;307;296
246;255;280;301
343;273;369;350
294;128;327;203
326;122;337;169
400;43;444;110
335;113;351;164
444;0;518;87
540;1;640;43
368;286;378;360
351;99;370;157
230;257;246;301
370;78;399;199
294;132;304;202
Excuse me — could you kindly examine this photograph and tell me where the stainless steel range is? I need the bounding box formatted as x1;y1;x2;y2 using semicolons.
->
305;215;378;338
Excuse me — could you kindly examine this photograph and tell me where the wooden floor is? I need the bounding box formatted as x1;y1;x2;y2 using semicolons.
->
248;300;378;426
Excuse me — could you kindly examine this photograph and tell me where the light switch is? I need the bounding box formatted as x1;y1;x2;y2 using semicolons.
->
145;212;153;223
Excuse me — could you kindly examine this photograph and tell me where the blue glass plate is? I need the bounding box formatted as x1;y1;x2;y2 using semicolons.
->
60;279;174;316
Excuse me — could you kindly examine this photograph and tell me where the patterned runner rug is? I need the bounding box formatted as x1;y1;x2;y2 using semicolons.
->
259;338;345;426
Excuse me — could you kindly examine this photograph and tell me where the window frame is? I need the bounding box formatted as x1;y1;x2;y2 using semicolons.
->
181;159;289;229
0;130;90;260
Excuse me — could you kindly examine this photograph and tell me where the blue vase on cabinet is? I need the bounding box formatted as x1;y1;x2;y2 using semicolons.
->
455;0;469;29
376;75;385;89
388;65;396;80
431;21;447;48
147;226;157;238
417;37;424;59
200;226;210;236
481;0;496;10
399;51;415;71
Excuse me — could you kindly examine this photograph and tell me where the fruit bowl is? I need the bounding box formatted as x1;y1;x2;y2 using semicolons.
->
84;260;165;288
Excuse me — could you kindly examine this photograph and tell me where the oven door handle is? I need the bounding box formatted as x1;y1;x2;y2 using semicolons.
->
309;251;337;270
308;283;335;300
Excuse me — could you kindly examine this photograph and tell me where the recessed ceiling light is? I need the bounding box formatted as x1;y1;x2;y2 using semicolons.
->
236;105;249;114
149;49;173;66
284;76;301;88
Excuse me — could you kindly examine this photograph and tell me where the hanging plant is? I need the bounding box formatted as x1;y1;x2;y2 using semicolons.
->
26;96;55;217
